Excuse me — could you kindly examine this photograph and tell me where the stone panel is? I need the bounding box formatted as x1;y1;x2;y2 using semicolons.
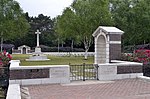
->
50;67;69;78
117;66;143;74
98;65;117;80
109;34;121;41
10;69;49;80
109;44;121;60
96;35;106;64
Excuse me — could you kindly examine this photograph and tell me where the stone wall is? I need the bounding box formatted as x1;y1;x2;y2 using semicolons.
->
98;61;143;81
10;65;70;85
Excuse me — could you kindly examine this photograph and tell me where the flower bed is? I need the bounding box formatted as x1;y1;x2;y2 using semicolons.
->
122;49;150;64
0;50;12;67
0;51;12;98
122;49;150;77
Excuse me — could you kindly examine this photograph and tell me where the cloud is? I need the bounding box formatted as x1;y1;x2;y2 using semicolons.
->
16;0;73;18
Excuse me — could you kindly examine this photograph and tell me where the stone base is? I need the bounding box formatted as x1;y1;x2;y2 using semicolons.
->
26;47;50;61
98;60;143;81
26;55;50;61
35;47;41;53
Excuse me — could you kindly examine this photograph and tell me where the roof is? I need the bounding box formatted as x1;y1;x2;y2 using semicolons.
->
92;26;124;37
0;44;15;49
18;45;30;48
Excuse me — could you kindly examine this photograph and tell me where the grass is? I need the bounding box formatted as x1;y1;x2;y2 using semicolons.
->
12;54;94;66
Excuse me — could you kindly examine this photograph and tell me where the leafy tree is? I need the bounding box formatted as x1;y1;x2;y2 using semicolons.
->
29;14;55;47
15;14;56;47
0;0;30;50
110;0;150;46
55;0;113;59
54;8;80;52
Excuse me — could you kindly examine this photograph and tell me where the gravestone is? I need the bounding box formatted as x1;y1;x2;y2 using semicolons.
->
92;26;124;64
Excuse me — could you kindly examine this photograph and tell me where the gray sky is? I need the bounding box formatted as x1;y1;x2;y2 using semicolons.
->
15;0;73;18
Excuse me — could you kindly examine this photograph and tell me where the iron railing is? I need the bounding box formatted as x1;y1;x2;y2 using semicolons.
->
70;63;99;81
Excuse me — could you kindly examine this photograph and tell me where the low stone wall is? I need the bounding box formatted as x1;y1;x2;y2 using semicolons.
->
117;65;142;74
98;60;143;81
10;69;49;79
10;64;70;85
6;84;21;99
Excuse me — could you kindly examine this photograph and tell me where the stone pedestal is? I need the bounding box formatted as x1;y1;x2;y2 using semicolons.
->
35;47;41;53
26;49;50;61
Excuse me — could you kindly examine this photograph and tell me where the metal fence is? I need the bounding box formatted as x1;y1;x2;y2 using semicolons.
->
70;63;99;81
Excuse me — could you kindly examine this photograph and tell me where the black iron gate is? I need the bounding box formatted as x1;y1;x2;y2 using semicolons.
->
70;63;99;81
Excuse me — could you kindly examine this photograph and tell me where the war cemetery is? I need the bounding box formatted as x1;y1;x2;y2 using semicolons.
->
1;0;150;99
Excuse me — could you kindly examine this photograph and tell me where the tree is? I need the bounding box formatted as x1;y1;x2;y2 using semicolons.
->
14;14;56;47
54;8;80;52
110;0;150;46
0;0;30;51
29;14;56;47
55;0;113;59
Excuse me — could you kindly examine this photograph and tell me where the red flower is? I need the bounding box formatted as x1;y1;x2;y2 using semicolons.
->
3;50;6;55
0;51;12;66
7;54;12;60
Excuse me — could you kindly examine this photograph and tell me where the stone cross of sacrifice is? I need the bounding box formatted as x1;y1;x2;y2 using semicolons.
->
35;30;41;47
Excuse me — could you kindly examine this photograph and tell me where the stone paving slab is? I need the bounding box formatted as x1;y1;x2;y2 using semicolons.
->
26;79;150;99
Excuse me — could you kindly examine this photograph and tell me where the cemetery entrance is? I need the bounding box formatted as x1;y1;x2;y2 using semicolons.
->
70;64;99;81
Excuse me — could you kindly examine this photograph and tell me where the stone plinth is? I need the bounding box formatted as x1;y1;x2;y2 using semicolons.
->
26;55;49;61
35;47;41;53
26;47;50;61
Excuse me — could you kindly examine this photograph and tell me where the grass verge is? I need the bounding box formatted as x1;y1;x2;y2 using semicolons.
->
12;54;94;66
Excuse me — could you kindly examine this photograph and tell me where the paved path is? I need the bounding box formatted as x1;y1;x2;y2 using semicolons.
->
27;79;150;99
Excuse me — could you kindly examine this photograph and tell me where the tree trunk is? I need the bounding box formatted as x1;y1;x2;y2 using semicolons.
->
58;38;60;52
61;41;64;47
71;40;74;52
84;48;88;60
84;43;90;60
83;37;92;60
1;32;3;52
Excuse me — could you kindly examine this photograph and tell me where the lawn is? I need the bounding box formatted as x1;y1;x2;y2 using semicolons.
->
12;54;94;66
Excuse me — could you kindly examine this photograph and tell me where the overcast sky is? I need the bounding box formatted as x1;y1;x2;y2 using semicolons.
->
15;0;73;18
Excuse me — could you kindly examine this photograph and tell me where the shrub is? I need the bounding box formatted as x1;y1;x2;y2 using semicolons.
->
0;50;12;67
122;49;150;64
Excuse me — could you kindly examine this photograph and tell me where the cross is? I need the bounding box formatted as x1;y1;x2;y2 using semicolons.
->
35;30;41;47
